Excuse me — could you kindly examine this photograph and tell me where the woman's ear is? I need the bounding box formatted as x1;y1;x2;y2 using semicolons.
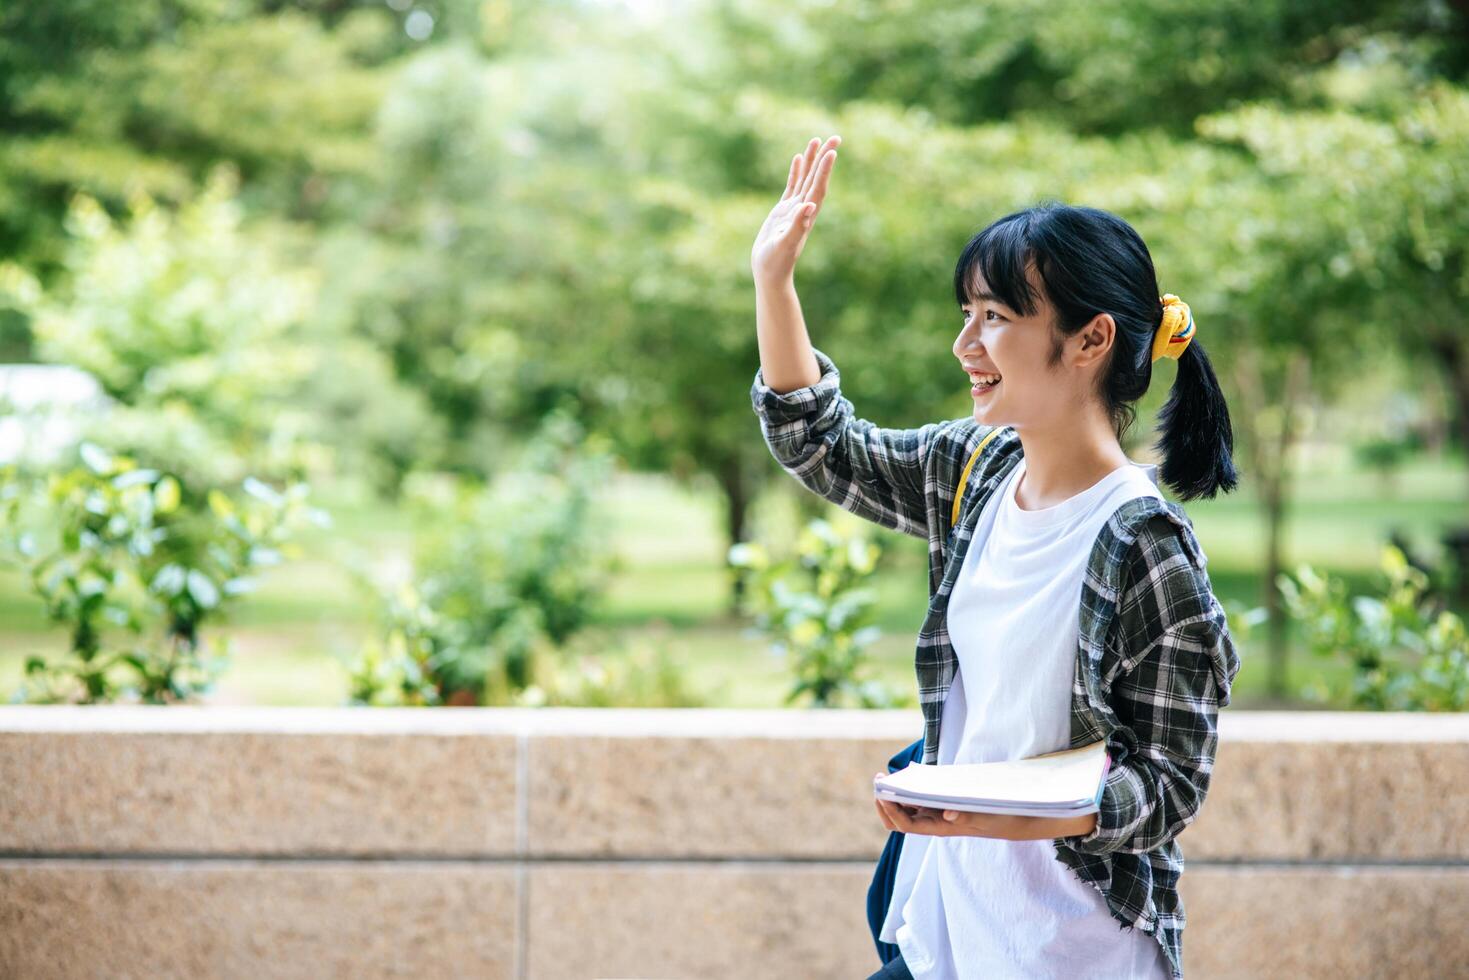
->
1073;312;1116;369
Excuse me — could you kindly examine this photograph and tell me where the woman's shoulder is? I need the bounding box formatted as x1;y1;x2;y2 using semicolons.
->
945;421;1023;483
940;422;1023;525
1097;497;1220;639
1098;495;1208;574
1080;495;1239;694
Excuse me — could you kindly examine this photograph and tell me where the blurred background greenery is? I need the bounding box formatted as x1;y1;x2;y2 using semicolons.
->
0;0;1465;711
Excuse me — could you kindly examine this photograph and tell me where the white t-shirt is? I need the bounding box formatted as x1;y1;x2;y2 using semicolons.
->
880;454;1171;980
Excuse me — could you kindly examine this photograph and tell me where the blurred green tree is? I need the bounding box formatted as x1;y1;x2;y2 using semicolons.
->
0;1;391;287
0;169;441;493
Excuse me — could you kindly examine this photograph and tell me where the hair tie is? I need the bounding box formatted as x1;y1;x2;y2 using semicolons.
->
1151;294;1195;363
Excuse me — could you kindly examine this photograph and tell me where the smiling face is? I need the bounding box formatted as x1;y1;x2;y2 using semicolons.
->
952;260;1076;429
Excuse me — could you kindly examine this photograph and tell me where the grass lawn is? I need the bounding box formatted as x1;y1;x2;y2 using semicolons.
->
1;446;1463;710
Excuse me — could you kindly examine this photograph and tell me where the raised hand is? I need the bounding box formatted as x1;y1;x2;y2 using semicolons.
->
751;135;840;289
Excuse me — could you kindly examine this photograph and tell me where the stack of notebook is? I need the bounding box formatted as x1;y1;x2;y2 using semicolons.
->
873;740;1111;818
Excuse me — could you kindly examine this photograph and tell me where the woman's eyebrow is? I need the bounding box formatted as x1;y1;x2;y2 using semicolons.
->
961;291;1004;307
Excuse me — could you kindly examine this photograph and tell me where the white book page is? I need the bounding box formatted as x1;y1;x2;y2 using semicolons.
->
878;740;1107;806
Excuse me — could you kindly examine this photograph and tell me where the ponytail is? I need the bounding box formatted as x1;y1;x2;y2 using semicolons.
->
1153;337;1239;501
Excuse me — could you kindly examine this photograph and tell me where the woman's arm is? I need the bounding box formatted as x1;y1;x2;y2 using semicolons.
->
752;136;837;392
1061;518;1242;856
1063;614;1229;854
754;278;822;393
753;348;965;538
749;136;971;538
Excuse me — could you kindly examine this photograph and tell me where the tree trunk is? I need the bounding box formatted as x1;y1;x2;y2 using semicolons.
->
1261;482;1289;698
1423;326;1469;513
717;454;752;617
1233;349;1311;701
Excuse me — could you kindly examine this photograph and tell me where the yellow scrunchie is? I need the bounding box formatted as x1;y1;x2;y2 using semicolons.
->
1151;294;1195;363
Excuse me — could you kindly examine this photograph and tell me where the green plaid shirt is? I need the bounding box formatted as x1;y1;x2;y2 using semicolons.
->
751;347;1241;980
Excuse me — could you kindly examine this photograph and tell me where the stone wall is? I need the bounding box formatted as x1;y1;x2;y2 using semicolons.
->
1;706;1466;978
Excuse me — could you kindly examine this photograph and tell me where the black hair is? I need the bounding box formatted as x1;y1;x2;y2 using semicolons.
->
953;201;1238;501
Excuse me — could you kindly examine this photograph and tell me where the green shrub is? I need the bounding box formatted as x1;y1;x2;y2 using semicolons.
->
1350;433;1421;496
0;171;443;493
527;630;707;708
1278;544;1469;711
345;583;451;707
729;517;900;709
348;411;622;705
0;442;325;703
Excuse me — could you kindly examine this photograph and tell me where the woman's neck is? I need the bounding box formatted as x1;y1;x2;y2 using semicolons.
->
1010;415;1130;511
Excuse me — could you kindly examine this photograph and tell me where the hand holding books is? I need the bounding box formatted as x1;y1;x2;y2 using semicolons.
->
872;740;1110;841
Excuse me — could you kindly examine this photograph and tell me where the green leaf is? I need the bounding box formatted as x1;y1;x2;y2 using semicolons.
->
221;576;256;596
151;564;187;596
186;569;220;609
112;468;160;490
727;542;768;569
207;490;234;520
79;442;113;475
242;476;284;507
247;546;282;567
154;476;181;514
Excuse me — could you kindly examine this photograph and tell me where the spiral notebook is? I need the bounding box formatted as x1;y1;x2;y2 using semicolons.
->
873;739;1111;818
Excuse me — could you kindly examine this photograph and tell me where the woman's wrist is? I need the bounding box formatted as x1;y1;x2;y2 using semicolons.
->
1056;812;1099;839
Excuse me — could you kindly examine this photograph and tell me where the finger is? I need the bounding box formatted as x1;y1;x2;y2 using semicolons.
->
779;153;801;202
794;137;818;195
783;201;816;241
877;798;906;832
803;147;837;215
887;799;922;835
796;136;838;199
907;806;952;834
795;143;828;200
942;810;971;831
874;797;896;831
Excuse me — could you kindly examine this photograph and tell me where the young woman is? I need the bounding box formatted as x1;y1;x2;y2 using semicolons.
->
749;136;1241;980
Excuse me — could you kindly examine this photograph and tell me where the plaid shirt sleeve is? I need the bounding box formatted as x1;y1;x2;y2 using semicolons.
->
1063;515;1241;856
750;346;955;540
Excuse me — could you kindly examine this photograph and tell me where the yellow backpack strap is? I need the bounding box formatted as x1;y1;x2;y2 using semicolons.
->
950;426;1008;528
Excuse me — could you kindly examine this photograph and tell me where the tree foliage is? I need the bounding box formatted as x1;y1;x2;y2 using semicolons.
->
3;0;1468;701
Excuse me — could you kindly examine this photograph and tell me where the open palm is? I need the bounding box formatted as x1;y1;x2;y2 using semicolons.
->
751;135;840;287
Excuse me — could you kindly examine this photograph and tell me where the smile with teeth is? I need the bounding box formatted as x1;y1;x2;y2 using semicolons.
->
968;372;1001;393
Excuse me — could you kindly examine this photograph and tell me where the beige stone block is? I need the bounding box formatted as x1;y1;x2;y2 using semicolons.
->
0;859;518;980
1187;740;1469;861
0;731;518;856
1;858;1465;978
1182;865;1469;978
526;861;877;979
524;862;1469;980
526;734;899;859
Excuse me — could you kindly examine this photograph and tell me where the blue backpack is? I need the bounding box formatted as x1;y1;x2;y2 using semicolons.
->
866;734;926;963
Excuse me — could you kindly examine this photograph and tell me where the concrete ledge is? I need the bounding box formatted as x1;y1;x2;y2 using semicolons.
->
2;861;1465;979
0;729;519;856
4;707;1466;862
2;707;1467;978
1192;739;1469;861
525;731;894;858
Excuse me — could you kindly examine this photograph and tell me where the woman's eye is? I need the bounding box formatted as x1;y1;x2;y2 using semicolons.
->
985;309;1003;321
